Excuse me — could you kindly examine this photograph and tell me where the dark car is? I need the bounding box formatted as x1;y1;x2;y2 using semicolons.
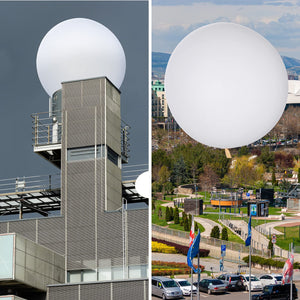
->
252;283;298;300
194;279;228;295
217;273;244;291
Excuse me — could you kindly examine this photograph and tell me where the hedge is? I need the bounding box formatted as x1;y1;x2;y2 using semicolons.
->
243;255;300;269
152;260;205;276
152;238;210;257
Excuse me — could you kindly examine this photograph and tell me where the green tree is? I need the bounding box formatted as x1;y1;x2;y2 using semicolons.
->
298;168;300;183
165;207;170;222
238;146;249;157
268;238;274;257
221;227;229;241
195;222;199;233
174;207;179;224
272;169;277;186
188;214;192;230
210;226;220;239
184;216;190;231
172;155;188;186
257;147;275;171
169;207;174;221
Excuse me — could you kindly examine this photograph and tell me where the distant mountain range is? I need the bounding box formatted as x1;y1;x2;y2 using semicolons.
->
152;51;300;80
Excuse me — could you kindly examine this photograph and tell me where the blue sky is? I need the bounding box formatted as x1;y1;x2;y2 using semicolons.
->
153;0;300;59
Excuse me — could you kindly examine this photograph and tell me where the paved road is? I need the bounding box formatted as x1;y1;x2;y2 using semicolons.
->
152;282;300;300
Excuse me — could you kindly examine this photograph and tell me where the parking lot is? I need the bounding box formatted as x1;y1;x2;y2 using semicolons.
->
152;281;300;300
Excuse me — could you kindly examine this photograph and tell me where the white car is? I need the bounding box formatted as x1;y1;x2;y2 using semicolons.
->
174;279;197;296
240;274;263;291
259;274;283;287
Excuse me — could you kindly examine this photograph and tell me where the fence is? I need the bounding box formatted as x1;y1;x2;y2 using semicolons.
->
152;224;270;259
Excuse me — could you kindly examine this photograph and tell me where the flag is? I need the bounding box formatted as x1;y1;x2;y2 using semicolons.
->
187;231;201;273
189;216;195;247
245;216;252;247
282;254;294;284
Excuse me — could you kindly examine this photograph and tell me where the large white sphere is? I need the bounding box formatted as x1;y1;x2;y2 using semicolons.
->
165;22;288;149
135;171;151;199
36;18;126;96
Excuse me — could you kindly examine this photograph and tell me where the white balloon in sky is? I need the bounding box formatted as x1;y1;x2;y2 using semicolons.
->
36;18;126;96
135;171;151;199
165;22;288;149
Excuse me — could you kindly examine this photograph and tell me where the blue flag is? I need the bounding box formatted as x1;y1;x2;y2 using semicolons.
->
187;231;201;273
245;216;252;247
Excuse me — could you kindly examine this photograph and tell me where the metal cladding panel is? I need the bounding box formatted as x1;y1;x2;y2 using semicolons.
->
82;78;103;108
66;161;96;270
80;282;111;298
96;102;106;147
66;107;95;148
105;81;121;155
62;81;82;110
9;219;36;242
106;160;122;211
112;280;147;300
37;217;65;256
127;210;148;265
95;160;105;216
0;222;8;234
97;212;123;262
48;285;78;300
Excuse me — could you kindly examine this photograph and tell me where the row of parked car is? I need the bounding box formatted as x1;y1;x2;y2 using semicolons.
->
152;273;298;299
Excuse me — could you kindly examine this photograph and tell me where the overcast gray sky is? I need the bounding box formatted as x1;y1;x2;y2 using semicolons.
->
0;1;148;181
153;0;300;59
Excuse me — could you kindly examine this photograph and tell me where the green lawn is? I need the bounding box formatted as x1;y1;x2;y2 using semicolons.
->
274;225;300;251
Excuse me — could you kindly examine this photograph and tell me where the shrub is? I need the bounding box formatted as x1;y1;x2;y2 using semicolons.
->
152;238;210;257
174;207;179;224
210;226;220;239
165;207;170;222
221;227;228;241
152;241;177;254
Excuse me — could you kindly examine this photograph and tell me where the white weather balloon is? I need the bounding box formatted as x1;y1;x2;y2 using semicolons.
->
36;18;126;97
165;22;288;149
135;171;151;199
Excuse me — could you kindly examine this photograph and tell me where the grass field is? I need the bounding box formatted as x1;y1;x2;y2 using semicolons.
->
274;225;300;251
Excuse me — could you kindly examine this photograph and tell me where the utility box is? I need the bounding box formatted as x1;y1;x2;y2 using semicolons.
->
247;200;269;217
184;198;203;215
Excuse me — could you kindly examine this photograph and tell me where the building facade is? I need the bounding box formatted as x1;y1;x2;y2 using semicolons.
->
0;77;148;299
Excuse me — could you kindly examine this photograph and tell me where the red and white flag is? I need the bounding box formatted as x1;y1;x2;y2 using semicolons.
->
189;216;195;247
282;254;294;284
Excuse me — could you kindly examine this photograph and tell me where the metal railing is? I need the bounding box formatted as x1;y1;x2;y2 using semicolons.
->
0;174;60;195
152;224;271;258
32;112;131;162
32;111;62;146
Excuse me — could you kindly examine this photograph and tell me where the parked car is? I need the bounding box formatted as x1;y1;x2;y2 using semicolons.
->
194;278;228;295
259;274;283;287
174;278;197;296
240;274;263;291
152;276;183;300
252;283;298;299
217;273;244;291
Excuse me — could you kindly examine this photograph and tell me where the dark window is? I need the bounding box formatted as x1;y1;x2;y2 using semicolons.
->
107;147;119;166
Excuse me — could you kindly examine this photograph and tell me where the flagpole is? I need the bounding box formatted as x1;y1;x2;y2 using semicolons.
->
249;240;252;300
191;264;193;300
290;242;293;300
197;230;200;300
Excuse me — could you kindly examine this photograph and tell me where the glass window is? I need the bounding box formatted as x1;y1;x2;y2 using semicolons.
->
82;270;97;282
67;271;81;283
107;146;119;166
112;266;123;280
67;145;105;162
98;267;112;281
0;234;14;279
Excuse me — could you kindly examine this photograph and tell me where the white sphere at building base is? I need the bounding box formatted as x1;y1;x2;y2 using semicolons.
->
165;22;288;149
36;18;126;97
